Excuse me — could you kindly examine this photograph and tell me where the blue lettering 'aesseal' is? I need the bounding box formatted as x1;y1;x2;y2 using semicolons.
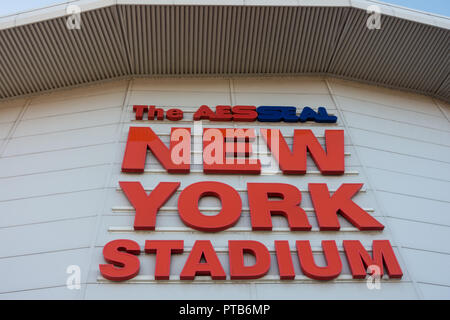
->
316;107;337;123
256;106;337;123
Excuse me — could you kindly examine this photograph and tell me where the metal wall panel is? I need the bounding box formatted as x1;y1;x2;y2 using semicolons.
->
0;77;448;299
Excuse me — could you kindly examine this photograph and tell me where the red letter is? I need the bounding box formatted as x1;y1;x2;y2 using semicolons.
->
166;108;183;121
261;129;344;175
148;106;164;120
99;239;141;281
145;240;184;280
212;105;233;121
296;240;342;281
121;126;190;173
178;181;241;232
193;105;215;121
133;105;148;120
180;240;226;280
120;181;180;230
275;240;295;280
343;240;403;279
247;183;311;231
203;128;261;174
232;105;258;122
229;240;271;280
309;183;384;231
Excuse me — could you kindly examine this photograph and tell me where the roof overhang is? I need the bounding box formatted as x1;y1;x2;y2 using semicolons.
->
0;0;449;102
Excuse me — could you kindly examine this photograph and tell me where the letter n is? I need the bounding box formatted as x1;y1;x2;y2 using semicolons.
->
121;126;190;173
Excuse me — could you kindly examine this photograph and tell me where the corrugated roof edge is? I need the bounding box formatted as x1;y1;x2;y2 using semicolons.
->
0;0;448;31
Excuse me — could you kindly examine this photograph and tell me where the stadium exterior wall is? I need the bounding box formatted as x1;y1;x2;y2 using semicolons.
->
0;76;449;299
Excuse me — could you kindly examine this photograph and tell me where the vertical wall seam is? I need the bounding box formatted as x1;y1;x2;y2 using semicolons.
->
79;77;133;300
228;78;235;106
324;78;424;299
0;98;32;158
432;98;450;123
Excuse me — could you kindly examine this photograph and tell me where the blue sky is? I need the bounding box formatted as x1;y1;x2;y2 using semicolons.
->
0;0;449;17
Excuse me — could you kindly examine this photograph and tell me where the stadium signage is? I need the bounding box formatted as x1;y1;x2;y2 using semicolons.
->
98;105;403;282
133;105;337;123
